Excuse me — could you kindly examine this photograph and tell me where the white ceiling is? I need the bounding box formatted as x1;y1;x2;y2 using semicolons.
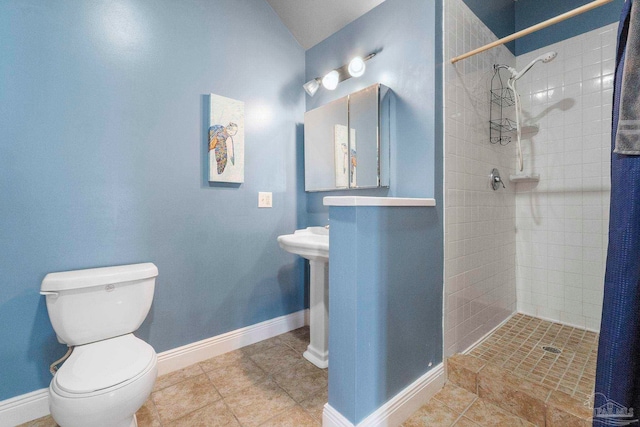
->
266;0;387;50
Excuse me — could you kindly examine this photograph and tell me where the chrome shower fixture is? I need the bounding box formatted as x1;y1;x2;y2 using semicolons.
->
493;51;558;172
507;51;557;81
303;52;377;96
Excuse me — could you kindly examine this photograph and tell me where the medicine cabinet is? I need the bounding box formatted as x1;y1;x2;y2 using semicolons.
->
304;83;391;192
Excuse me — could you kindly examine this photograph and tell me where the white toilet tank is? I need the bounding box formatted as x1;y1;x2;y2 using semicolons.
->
41;263;158;346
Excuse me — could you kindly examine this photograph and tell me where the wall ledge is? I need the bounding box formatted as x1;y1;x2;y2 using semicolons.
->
323;196;436;207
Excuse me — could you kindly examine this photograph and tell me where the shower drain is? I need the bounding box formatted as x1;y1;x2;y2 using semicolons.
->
542;345;562;354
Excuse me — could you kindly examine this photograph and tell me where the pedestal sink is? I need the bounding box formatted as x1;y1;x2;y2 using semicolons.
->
277;227;329;368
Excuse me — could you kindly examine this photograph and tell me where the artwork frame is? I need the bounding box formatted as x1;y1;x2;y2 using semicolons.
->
208;93;245;183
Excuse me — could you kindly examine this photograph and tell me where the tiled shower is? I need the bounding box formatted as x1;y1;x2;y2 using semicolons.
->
444;0;612;358
514;25;614;331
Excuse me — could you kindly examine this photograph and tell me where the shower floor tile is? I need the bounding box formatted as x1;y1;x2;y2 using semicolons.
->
20;326;323;427
467;313;598;403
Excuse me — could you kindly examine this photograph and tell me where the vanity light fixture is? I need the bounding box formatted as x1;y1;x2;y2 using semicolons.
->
303;52;377;96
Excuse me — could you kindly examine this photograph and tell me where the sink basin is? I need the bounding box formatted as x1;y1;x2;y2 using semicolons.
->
277;226;330;368
277;226;329;262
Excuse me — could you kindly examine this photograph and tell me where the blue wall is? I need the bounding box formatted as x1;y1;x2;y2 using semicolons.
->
329;206;443;423
515;0;624;55
303;0;438;226
0;0;305;400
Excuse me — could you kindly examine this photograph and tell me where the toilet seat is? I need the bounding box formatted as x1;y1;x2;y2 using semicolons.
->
53;334;155;397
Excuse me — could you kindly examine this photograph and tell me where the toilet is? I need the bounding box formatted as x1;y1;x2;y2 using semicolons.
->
40;263;159;427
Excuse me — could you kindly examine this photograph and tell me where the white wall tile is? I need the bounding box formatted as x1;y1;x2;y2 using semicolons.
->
443;0;517;356
514;24;615;332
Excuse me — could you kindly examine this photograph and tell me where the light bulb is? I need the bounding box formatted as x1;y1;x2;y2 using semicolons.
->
322;70;340;90
303;78;320;96
348;56;366;77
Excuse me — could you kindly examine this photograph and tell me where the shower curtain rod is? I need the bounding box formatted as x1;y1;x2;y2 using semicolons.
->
450;0;614;64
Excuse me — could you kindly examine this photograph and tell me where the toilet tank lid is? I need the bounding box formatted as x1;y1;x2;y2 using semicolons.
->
41;263;158;292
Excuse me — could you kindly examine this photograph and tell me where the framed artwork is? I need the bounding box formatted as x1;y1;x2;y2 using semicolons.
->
208;94;244;183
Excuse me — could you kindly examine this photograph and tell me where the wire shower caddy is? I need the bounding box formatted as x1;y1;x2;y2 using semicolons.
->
490;66;516;145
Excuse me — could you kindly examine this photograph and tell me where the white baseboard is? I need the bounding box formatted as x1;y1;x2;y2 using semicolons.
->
0;388;49;427
157;309;308;375
323;363;445;427
323;403;355;427
0;309;308;426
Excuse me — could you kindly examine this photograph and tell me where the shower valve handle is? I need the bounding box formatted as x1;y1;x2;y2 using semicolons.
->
490;168;505;191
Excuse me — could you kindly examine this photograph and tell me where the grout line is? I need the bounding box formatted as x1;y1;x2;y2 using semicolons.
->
451;395;478;427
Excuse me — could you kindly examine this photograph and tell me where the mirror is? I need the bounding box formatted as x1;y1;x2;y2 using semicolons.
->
304;83;391;192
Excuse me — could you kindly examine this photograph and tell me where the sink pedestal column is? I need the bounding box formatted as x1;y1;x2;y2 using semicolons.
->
304;260;329;368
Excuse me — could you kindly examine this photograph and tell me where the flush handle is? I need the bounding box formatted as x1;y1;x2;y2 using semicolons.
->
40;291;59;298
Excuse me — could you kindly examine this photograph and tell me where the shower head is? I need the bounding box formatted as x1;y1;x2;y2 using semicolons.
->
510;51;557;81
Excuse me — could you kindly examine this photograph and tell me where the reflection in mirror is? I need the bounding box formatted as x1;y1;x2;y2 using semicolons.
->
304;97;348;191
333;125;355;188
304;83;391;192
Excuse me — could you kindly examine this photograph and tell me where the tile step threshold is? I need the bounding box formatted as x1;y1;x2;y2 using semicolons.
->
447;353;593;427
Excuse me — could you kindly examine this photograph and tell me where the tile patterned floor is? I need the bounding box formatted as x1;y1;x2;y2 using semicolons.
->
403;314;599;427
18;314;600;427
467;314;598;402
21;327;325;427
402;382;536;427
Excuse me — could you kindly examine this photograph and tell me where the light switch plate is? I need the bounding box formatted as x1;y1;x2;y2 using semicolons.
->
258;192;272;208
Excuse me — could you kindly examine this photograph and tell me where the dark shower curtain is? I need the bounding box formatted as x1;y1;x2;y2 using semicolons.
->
594;0;640;425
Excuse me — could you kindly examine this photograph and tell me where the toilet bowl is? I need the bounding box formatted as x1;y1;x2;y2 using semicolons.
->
41;263;159;427
48;334;157;427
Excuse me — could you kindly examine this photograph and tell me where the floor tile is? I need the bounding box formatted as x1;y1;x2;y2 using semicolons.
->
136;397;162;427
154;363;204;391
17;416;58;427
225;378;296;427
433;382;477;413
152;373;222;423
477;363;548;426
447;354;485;394
546;390;592;427
299;388;328;421
199;349;247;373
205;356;267;396
248;344;305;375
277;328;311;354
464;398;535;427
402;400;460;427
272;359;327;402
167;401;241;427
258;405;320;427
242;337;281;356
452;417;480;426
